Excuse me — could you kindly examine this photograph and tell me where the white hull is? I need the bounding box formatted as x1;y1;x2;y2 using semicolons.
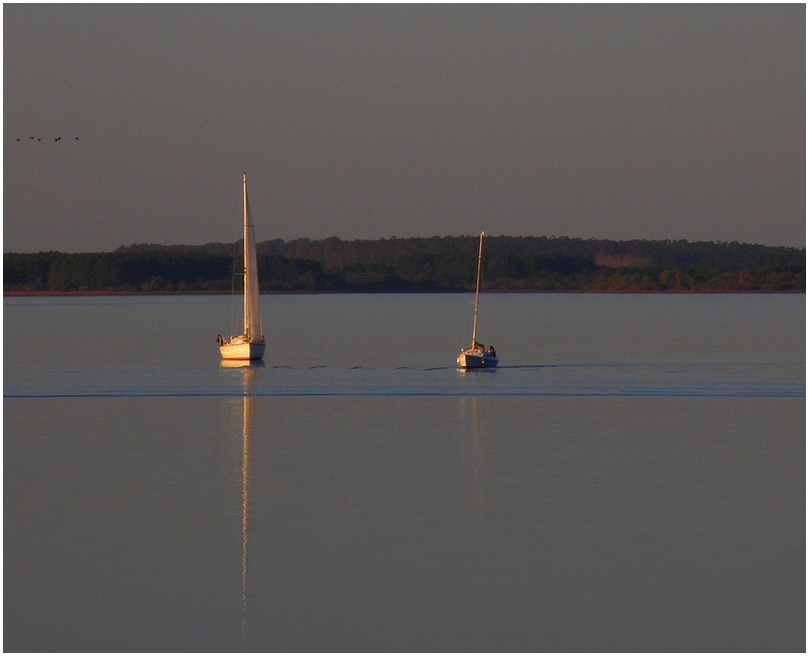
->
457;348;498;369
220;341;266;361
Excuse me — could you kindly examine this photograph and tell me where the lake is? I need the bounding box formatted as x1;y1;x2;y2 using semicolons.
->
4;293;805;651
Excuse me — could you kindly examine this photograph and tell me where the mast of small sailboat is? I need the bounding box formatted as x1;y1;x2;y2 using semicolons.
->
471;231;484;349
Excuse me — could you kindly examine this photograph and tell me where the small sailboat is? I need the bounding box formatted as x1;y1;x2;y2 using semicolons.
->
218;173;266;361
457;232;498;369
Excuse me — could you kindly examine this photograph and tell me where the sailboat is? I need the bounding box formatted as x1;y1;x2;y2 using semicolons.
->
457;232;498;369
218;173;266;361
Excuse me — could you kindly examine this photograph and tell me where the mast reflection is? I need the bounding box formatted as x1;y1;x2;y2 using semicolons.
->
241;389;252;644
221;360;261;646
461;396;486;566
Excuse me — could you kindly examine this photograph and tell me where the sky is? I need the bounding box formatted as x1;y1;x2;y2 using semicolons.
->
4;4;805;252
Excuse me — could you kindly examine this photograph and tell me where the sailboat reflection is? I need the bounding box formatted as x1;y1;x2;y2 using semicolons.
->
220;359;266;369
240;393;252;643
224;362;261;645
460;396;486;565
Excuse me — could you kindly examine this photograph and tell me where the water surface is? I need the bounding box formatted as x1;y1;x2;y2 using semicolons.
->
4;294;805;651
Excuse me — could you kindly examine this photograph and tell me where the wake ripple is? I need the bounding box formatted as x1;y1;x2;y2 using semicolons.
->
4;360;803;400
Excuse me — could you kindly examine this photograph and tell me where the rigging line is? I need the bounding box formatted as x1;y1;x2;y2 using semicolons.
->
230;227;242;338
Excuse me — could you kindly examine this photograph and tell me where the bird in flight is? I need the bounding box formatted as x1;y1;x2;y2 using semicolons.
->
17;135;78;142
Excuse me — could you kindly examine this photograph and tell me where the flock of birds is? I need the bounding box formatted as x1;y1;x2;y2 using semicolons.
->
16;136;79;141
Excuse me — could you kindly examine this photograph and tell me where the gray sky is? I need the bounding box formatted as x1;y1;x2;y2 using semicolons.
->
4;4;805;252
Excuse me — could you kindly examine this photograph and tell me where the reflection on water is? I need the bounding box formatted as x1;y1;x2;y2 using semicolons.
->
220;359;266;369
233;364;260;646
4;394;804;651
460;396;486;567
241;393;251;644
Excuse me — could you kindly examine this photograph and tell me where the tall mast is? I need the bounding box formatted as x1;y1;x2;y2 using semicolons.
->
471;231;484;349
243;172;250;337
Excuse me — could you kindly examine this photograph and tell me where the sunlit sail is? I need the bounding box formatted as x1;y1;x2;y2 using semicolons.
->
218;173;266;361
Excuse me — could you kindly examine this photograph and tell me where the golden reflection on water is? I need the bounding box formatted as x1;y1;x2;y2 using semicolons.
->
219;359;266;369
241;391;252;645
223;362;261;646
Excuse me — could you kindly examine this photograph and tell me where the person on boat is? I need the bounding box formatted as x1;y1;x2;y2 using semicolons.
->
261;335;266;344
217;334;224;346
487;345;496;356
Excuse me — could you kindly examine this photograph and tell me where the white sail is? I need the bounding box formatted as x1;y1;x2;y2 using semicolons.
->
219;173;266;361
242;174;262;343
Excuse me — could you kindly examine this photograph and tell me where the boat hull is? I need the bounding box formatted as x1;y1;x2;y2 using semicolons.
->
220;341;266;361
457;349;498;369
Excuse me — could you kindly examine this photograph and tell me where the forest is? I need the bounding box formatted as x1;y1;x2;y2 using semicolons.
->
4;236;804;293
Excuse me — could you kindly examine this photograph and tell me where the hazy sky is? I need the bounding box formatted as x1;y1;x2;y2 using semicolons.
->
4;4;805;252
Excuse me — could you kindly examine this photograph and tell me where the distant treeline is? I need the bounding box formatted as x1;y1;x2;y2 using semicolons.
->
4;236;805;293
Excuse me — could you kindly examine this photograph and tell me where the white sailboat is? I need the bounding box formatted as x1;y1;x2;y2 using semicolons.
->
457;232;498;369
218;173;266;361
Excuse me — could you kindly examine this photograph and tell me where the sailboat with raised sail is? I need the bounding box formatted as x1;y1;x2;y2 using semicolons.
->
218;173;266;361
457;231;498;369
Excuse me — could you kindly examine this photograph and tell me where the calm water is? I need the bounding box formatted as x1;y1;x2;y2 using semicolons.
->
4;293;805;651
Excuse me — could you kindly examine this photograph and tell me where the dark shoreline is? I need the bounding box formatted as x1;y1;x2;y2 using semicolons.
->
6;237;803;294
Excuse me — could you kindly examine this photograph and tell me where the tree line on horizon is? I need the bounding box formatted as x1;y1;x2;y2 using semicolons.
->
4;235;804;293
